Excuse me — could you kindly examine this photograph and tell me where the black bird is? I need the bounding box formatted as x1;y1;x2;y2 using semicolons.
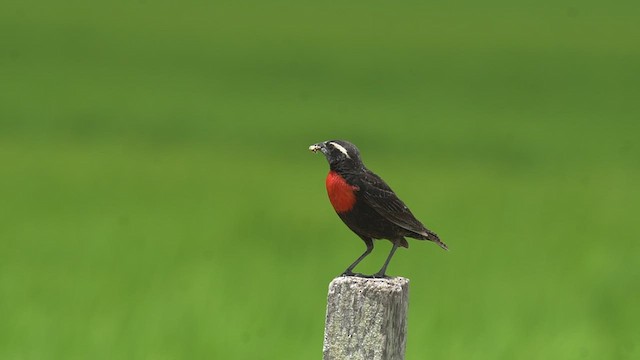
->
309;140;447;277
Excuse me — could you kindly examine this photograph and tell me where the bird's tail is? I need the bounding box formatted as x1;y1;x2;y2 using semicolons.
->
423;229;448;251
433;238;448;251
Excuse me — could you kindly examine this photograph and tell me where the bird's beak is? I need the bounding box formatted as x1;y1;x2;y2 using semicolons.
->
309;142;324;153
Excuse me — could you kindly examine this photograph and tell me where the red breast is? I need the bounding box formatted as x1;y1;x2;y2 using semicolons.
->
326;171;359;213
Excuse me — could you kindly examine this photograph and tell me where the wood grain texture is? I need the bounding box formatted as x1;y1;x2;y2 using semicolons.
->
323;276;409;360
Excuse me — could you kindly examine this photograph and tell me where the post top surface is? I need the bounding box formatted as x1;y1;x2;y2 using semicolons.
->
329;276;409;293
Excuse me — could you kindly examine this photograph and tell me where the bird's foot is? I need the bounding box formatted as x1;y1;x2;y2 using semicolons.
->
371;271;389;279
342;270;390;278
341;270;366;277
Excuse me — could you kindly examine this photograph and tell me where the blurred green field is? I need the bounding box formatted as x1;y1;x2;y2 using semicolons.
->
1;1;639;359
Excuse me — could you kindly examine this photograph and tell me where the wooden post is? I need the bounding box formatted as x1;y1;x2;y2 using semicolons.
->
322;276;410;360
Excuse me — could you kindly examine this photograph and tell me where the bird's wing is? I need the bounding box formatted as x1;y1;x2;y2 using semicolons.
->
359;170;429;236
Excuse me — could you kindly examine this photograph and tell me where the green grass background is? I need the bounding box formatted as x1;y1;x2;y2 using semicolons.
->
1;1;639;359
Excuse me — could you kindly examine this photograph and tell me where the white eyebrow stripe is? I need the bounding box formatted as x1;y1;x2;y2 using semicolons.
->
329;142;351;159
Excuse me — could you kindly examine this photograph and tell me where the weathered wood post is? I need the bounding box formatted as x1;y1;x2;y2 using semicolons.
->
322;276;410;360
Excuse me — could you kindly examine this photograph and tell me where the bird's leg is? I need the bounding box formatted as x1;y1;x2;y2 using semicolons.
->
372;242;400;278
342;238;374;276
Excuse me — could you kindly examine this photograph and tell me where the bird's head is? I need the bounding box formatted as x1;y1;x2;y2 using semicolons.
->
309;140;363;169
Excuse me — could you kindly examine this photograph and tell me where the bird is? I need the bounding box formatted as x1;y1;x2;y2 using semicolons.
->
309;140;447;278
